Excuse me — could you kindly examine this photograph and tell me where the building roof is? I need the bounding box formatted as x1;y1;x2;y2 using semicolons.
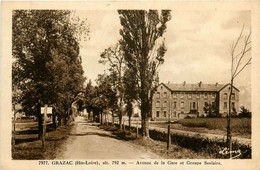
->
161;82;239;92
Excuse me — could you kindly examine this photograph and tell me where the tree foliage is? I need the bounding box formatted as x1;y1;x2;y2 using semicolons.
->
99;42;125;128
239;106;251;118
84;74;117;124
118;10;171;137
12;10;88;127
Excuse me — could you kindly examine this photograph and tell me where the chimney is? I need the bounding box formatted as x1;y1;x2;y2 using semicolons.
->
183;81;186;86
168;81;170;85
215;82;218;86
199;81;202;87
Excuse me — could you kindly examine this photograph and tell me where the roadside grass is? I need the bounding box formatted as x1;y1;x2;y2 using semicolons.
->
151;118;251;138
12;125;73;160
132;137;212;159
98;124;213;159
177;118;251;134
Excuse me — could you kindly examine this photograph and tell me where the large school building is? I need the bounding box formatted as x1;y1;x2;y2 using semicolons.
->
152;82;239;119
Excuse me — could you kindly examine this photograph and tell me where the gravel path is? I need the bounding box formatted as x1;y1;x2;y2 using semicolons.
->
55;116;161;159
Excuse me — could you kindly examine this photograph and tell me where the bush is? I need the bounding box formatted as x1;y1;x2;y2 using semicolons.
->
148;127;251;159
238;106;251;118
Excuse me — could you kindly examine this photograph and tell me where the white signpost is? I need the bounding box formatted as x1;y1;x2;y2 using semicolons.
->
41;105;52;151
41;107;52;114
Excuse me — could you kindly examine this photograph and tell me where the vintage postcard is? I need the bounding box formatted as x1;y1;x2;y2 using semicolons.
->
1;1;260;170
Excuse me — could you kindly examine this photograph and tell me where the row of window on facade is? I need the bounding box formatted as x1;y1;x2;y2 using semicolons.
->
156;110;185;118
155;103;235;118
156;101;212;108
156;92;235;100
156;92;217;99
224;102;236;109
156;110;173;118
155;100;234;109
223;93;236;100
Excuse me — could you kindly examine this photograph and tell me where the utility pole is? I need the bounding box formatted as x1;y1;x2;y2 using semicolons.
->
167;106;171;150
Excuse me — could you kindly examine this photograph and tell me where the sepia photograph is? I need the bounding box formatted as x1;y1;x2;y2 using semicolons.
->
1;1;260;170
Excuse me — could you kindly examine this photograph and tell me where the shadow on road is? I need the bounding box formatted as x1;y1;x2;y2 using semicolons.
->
69;132;118;139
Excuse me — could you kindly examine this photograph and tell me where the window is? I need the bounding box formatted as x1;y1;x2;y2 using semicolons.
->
231;93;235;100
204;93;208;98
224;93;227;100
156;101;160;107
163;92;167;98
163;101;167;107
174;111;176;117
197;93;200;98
156;111;160;117
180;101;184;108
173;102;177;109
164;111;167;117
156;92;160;98
188;93;192;99
180;93;184;98
191;102;196;109
173;93;177;98
232;102;235;109
212;93;216;98
193;102;196;109
204;102;208;107
224;102;227;109
161;86;163;90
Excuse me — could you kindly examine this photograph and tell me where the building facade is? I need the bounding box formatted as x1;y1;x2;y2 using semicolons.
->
152;82;239;119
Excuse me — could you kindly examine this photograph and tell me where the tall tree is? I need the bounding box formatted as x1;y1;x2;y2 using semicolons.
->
95;73;118;124
123;68;138;134
100;42;125;129
84;80;96;120
227;25;251;158
118;10;171;137
12;10;88;138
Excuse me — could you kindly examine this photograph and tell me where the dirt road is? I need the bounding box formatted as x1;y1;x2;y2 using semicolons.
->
55;116;160;159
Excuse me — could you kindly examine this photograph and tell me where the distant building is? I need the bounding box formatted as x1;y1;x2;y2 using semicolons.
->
152;81;239;119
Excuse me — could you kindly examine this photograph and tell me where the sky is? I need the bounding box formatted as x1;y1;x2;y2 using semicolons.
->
76;10;251;110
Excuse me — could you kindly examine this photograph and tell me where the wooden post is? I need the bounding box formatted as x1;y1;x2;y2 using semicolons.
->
136;125;138;138
42;104;47;151
12;111;16;151
167;124;171;150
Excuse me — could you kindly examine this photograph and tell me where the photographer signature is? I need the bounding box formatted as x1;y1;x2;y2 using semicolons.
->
219;148;241;158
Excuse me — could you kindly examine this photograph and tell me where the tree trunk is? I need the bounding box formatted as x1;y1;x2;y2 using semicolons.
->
128;115;131;134
141;115;149;137
100;112;103;125
58;116;62;127
119;113;122;130
37;113;43;139
227;80;233;158
64;116;67;125
105;113;108;126
112;112;115;126
52;113;56;130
